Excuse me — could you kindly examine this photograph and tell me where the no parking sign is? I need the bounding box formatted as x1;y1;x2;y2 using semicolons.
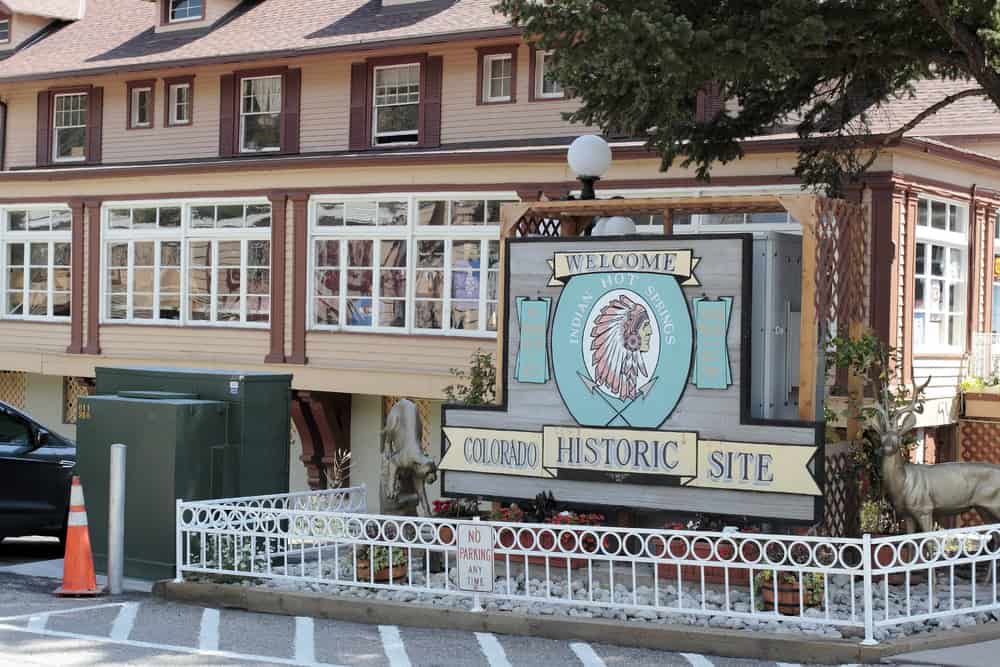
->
457;522;494;593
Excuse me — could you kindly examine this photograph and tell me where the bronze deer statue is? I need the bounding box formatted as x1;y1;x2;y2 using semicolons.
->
873;377;1000;532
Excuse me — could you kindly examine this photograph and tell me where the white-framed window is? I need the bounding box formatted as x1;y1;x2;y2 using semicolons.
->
914;197;968;351
534;50;564;99
373;64;420;145
102;199;271;327
168;83;192;125
482;53;513;103
169;0;203;22
130;86;153;128
1;206;73;321
309;194;515;335
240;76;282;153
53;93;88;162
0;18;10;44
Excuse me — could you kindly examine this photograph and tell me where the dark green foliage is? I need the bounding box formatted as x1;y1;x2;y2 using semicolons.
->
444;350;497;406
497;1;999;194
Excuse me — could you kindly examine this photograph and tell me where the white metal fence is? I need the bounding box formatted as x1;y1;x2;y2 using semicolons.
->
176;490;1000;645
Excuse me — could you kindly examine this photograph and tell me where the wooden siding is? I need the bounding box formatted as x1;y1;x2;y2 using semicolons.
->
99;326;270;366
1;39;589;170
306;331;488;387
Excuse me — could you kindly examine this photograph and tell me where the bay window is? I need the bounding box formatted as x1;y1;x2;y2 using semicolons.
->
310;194;514;335
103;200;271;327
913;197;968;350
1;207;72;321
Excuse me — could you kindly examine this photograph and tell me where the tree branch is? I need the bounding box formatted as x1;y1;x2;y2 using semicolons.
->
879;87;986;146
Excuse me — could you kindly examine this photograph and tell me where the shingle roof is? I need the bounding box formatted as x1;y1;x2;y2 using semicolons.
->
867;78;1000;137
0;0;84;20
0;0;512;82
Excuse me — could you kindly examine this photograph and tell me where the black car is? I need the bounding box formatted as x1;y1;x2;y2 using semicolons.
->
0;401;76;543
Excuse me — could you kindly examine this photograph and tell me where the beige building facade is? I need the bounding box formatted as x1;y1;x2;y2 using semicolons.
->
2;0;1000;497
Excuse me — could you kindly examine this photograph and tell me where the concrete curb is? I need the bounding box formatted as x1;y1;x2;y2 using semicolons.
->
154;580;1000;664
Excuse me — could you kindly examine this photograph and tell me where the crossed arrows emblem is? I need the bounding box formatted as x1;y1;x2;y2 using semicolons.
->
577;371;659;427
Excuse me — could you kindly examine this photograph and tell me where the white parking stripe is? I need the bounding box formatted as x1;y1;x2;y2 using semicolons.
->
0;603;124;623
475;632;512;667
295;616;315;664
0;621;346;667
109;602;139;641
682;653;715;667
379;625;411;667
26;614;47;632
570;642;607;667
776;663;801;667
198;608;219;651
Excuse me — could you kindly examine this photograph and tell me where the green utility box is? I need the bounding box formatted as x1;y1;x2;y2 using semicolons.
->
75;367;293;580
76;392;229;579
94;367;292;496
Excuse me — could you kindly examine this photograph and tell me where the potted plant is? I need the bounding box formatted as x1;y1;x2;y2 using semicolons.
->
355;545;408;582
860;495;911;584
490;496;603;569
961;375;1000;419
755;570;825;615
430;497;481;544
656;514;755;585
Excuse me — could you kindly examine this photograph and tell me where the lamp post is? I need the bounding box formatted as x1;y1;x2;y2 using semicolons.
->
567;135;612;200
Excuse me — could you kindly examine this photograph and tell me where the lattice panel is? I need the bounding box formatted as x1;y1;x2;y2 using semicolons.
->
512;213;561;238
814;197;868;334
0;371;26;409
958;420;1000;526
821;440;859;537
62;377;93;425
383;396;432;453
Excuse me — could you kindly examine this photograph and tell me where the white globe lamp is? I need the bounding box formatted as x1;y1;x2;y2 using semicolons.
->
567;135;612;200
592;216;637;237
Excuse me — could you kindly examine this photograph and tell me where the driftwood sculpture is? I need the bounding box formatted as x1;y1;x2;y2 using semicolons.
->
874;377;1000;532
381;399;438;516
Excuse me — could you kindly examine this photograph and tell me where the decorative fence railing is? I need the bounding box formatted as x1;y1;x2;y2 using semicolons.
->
176;494;1000;645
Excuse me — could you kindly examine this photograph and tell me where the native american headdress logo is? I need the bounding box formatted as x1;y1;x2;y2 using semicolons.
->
588;294;654;401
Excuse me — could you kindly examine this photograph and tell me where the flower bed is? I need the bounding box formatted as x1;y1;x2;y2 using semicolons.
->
655;537;752;585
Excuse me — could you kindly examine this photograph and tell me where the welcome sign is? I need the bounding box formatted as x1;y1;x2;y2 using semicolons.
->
442;235;823;523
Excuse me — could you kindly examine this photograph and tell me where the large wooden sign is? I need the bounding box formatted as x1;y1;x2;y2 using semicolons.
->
442;235;823;523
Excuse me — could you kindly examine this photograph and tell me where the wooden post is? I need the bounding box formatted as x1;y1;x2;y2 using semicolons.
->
778;195;821;421
846;320;864;441
799;218;820;421
662;209;674;236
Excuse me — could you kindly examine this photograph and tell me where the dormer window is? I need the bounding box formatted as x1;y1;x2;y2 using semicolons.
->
168;0;204;23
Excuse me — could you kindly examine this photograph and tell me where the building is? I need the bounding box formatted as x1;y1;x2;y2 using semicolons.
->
2;0;1000;507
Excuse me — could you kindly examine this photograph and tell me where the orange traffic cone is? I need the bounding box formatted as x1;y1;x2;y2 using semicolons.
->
54;476;102;597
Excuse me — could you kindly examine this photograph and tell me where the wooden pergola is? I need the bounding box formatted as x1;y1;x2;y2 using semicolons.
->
499;193;869;429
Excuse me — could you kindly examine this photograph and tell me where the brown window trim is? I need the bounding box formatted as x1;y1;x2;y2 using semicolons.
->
161;0;205;26
0;11;11;46
40;84;102;166
528;47;567;102
476;44;518;105
164;75;195;127
126;79;156;130
234;65;287;155
364;53;429;148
